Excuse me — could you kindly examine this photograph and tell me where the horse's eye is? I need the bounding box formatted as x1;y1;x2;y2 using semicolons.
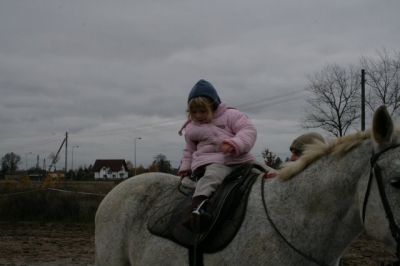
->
390;177;400;188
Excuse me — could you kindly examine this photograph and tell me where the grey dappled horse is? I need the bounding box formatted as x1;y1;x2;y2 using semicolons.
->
95;105;400;266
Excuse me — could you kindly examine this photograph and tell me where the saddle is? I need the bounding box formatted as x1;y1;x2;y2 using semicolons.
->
147;163;265;253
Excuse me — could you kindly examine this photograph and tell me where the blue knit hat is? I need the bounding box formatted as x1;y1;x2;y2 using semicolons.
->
188;79;221;110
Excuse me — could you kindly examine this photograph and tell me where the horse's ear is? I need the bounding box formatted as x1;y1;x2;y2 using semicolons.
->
372;105;394;145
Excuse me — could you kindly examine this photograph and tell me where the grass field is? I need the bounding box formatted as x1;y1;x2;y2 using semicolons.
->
0;178;116;222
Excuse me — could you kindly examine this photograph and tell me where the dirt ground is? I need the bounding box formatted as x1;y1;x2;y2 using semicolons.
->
0;222;397;266
0;222;95;266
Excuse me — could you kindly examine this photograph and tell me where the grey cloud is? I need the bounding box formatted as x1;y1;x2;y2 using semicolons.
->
0;0;399;169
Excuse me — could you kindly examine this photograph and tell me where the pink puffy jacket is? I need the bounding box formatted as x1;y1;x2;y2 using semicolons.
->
178;102;257;174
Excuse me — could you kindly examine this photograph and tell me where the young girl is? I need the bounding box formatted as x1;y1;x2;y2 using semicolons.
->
178;79;257;228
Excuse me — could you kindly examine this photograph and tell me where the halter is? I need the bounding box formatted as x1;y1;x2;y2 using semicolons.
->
362;144;400;265
262;143;400;266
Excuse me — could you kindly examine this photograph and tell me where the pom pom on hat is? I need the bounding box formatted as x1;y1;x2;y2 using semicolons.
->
290;132;325;153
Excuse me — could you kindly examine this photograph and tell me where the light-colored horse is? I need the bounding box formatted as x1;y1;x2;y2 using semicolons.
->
95;105;400;266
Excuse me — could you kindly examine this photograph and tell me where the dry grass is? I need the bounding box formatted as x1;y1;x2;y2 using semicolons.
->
0;178;116;222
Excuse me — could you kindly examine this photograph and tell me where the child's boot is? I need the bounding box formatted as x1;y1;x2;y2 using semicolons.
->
182;196;212;232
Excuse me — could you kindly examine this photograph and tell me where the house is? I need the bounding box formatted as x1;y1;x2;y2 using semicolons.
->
28;172;45;181
47;171;65;179
93;159;129;179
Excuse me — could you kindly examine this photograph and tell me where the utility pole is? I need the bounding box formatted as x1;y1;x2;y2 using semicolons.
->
361;69;365;131
134;137;141;176
71;146;79;180
65;132;68;178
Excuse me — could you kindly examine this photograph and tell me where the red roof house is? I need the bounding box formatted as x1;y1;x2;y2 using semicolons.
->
93;159;129;179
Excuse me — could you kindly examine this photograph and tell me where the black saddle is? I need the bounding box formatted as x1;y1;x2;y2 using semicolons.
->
147;162;265;253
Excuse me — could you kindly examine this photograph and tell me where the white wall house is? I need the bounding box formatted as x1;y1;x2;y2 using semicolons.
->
93;159;129;179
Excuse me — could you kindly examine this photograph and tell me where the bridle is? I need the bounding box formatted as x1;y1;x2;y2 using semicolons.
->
362;144;400;265
261;172;330;266
261;144;400;266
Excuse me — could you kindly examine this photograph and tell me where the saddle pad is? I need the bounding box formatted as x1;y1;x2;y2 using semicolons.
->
147;184;193;241
201;166;260;252
167;174;254;248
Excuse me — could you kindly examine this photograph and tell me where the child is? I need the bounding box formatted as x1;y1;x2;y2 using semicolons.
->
289;132;325;162
178;79;257;229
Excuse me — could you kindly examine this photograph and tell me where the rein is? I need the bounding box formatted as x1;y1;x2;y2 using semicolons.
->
362;144;400;265
261;173;330;266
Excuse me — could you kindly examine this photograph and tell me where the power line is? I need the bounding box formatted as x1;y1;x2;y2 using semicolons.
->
0;136;65;151
0;89;309;151
75;117;186;138
240;95;309;112
75;89;309;138
235;89;307;109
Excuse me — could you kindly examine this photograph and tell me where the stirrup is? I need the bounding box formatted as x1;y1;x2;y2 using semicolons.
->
193;199;209;214
191;199;212;233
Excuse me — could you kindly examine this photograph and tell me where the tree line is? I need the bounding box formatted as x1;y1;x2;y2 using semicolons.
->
0;152;177;180
1;150;284;178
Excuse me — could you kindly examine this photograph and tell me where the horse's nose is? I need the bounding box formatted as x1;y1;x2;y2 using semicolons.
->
390;176;400;188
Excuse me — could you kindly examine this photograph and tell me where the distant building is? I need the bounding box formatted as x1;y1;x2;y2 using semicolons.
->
47;171;65;179
28;173;44;181
93;159;129;179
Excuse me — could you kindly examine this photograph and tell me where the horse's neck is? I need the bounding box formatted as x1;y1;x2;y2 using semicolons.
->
268;150;370;262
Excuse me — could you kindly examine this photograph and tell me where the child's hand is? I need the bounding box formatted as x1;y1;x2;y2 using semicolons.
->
221;143;234;153
179;171;190;181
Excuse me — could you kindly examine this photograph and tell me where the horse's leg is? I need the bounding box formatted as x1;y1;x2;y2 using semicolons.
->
95;218;130;265
95;180;138;266
129;235;188;265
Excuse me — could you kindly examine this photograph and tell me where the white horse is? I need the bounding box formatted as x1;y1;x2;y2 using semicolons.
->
95;105;400;266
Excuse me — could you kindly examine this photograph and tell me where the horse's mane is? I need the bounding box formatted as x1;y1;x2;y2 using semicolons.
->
278;129;373;181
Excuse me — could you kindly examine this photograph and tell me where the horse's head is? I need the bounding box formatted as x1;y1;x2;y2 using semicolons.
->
364;105;400;258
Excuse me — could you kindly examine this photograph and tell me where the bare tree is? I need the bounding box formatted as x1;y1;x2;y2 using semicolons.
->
360;48;400;118
300;63;361;137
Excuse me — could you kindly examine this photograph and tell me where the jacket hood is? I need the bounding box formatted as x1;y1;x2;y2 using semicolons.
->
188;79;221;110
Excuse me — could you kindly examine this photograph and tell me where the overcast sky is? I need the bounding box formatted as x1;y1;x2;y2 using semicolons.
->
1;0;399;171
